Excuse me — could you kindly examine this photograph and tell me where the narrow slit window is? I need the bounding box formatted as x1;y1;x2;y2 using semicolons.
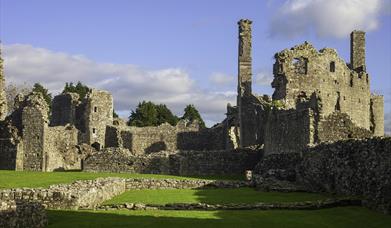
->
330;61;336;72
94;107;98;112
92;128;96;134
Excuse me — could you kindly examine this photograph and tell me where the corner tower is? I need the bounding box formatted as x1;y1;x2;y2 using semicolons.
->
0;45;7;120
350;30;366;72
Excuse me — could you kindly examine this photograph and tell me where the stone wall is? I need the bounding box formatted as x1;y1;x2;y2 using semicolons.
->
105;121;225;154
177;149;261;176
317;112;372;142
84;148;262;176
0;200;47;228
253;137;391;214
264;108;313;155
83;148;174;174
298;137;391;214
0;177;126;210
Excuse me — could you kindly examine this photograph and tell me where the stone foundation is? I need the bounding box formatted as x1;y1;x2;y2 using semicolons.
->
125;178;252;189
98;198;361;211
0;200;47;228
0;177;126;209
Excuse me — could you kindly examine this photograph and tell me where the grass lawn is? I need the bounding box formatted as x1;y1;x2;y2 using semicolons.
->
0;170;242;189
47;207;391;228
104;188;333;205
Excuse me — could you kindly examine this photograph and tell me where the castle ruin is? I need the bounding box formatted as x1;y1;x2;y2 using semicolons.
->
235;19;384;155
0;19;385;174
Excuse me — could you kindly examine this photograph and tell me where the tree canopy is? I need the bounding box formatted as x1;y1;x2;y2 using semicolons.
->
181;104;205;128
156;104;179;126
128;101;159;127
127;101;179;127
128;102;205;128
62;81;90;101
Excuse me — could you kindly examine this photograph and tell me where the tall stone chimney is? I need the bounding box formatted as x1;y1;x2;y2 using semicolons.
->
350;30;366;72
237;19;253;98
0;45;7;120
237;19;253;148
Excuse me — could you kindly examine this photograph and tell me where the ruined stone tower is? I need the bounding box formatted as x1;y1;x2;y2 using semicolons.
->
0;46;7;120
82;89;113;150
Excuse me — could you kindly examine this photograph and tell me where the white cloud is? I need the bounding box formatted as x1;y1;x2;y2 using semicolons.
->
209;72;234;86
255;70;273;86
3;44;236;126
269;0;388;38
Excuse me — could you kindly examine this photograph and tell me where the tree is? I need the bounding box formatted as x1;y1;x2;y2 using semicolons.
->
127;101;179;127
181;104;205;128
32;83;52;110
128;101;158;127
62;81;90;101
156;104;179;126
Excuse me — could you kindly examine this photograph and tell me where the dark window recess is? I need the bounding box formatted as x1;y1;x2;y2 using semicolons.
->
94;107;98;112
92;128;96;134
330;61;336;72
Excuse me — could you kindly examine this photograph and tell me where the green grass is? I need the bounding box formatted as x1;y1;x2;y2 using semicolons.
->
47;207;391;228
0;170;242;189
104;188;333;205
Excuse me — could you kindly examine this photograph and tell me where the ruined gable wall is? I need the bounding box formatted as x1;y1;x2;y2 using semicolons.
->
272;43;371;130
264;108;314;155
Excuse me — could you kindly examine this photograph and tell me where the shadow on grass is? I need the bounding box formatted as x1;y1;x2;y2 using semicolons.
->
47;207;391;228
104;188;336;205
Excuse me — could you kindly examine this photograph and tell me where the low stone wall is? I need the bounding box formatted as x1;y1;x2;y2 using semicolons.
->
253;137;391;214
98;198;361;211
0;200;47;228
125;178;252;189
84;148;262;176
0;177;126;209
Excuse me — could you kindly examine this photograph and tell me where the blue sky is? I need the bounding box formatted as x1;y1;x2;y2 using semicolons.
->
1;0;390;131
